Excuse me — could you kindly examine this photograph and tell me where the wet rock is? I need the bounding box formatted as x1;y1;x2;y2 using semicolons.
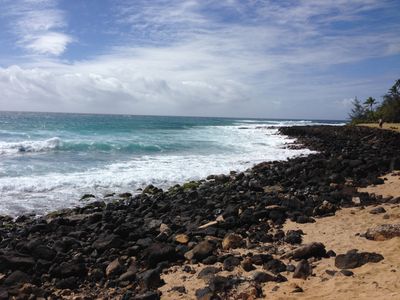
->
284;242;326;260
335;249;384;269
365;224;400;241
293;260;311;279
222;233;243;250
80;194;95;201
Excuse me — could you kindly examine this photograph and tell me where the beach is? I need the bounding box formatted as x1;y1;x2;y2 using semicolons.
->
0;125;399;299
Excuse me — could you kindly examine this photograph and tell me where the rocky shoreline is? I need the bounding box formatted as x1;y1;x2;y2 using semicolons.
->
1;125;400;299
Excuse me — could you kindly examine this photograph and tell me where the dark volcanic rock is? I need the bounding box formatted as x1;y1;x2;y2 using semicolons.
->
93;234;123;252
284;242;326;260
56;276;79;289
223;256;241;271
138;268;164;290
369;207;386;214
293;260;311;279
197;266;221;282
285;230;303;244
0;254;35;272
184;240;215;262
146;243;178;268
263;259;287;274
3;270;30;286
252;271;277;283
335;249;384;269
50;261;87;278
0;125;399;297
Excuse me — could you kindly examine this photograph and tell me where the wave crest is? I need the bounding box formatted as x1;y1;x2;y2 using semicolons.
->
0;137;61;155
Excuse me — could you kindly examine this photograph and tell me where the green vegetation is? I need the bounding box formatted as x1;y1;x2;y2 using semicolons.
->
349;79;400;124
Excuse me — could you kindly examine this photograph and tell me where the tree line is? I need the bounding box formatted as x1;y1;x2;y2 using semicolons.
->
349;79;400;124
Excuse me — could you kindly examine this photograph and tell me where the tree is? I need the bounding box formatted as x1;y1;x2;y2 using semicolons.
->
377;79;400;122
364;97;376;112
349;97;367;122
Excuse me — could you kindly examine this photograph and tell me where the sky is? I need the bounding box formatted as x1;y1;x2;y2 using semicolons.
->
0;0;399;119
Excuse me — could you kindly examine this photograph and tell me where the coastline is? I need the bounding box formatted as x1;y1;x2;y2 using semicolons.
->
0;125;400;299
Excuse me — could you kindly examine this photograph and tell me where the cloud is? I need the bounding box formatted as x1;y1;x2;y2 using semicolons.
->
0;0;399;118
1;0;72;56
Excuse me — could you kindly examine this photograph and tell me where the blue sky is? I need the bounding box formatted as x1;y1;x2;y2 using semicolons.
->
0;0;399;119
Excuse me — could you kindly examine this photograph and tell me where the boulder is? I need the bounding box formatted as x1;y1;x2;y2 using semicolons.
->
365;224;400;241
335;249;384;269
252;271;276;283
284;242;326;260
293;260;311;279
184;241;215;261
138;268;164;290
3;271;30;286
147;243;178;268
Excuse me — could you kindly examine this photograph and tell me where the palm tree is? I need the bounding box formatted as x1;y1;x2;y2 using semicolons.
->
364;97;376;112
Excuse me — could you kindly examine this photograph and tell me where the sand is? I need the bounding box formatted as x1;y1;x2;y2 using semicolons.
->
160;172;400;299
358;123;400;132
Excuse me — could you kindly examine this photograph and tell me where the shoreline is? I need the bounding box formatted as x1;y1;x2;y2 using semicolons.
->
0;125;400;299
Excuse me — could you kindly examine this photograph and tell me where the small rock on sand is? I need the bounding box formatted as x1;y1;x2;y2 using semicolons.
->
365;224;400;241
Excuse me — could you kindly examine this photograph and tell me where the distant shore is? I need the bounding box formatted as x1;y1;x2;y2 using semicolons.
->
0;125;399;299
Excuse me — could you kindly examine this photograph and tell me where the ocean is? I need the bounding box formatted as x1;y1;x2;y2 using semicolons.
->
0;111;344;216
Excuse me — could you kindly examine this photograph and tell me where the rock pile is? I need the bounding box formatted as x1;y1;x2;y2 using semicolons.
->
0;125;398;298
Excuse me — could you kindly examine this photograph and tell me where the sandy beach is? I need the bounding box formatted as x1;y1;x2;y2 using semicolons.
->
160;171;400;299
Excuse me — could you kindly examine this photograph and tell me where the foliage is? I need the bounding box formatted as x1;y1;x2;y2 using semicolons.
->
376;79;400;122
349;79;400;124
348;97;367;124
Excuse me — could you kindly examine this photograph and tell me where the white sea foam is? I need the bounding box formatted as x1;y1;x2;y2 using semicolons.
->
0;124;319;216
0;137;61;155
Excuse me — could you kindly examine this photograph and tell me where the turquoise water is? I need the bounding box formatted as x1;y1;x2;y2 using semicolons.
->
0;111;344;216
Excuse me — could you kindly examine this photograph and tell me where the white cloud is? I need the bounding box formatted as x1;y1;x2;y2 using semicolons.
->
2;0;72;56
0;0;399;118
